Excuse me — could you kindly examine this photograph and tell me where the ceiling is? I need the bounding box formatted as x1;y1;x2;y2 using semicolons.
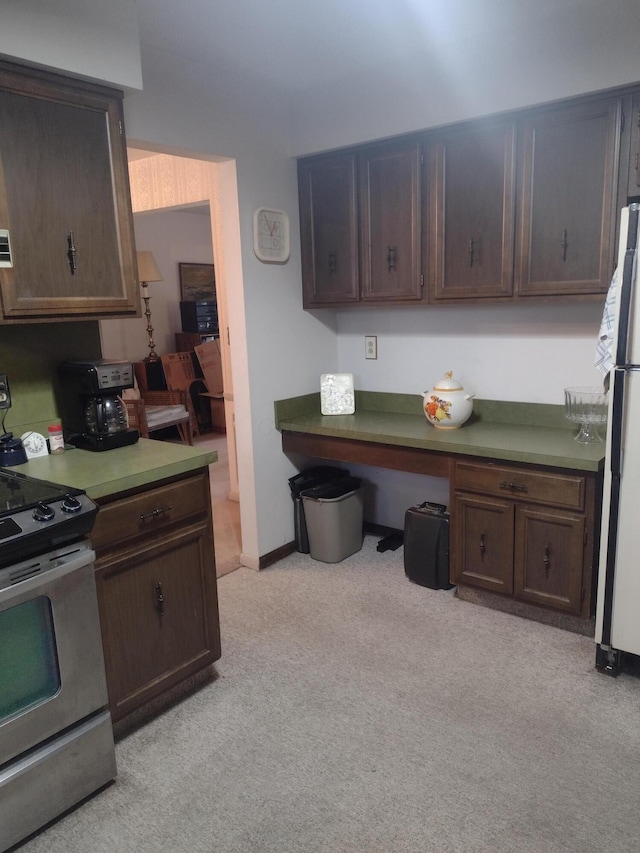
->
135;0;597;97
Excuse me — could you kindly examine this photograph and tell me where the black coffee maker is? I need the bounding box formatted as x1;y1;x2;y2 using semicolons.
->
58;360;139;451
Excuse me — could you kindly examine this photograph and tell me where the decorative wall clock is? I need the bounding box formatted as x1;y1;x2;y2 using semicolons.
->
253;207;290;263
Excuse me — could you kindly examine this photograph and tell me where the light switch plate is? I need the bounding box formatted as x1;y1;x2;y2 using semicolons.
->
365;336;377;359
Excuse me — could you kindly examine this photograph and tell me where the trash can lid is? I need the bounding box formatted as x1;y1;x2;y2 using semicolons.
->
301;477;362;501
288;466;349;498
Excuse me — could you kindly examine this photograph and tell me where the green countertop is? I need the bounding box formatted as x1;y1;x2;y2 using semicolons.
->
8;438;217;499
275;391;605;473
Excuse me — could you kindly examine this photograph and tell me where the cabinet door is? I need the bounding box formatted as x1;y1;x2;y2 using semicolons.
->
360;140;423;302
452;493;514;594
299;153;359;307
0;63;138;322
429;122;516;300
514;506;585;614
95;522;220;722
515;97;621;296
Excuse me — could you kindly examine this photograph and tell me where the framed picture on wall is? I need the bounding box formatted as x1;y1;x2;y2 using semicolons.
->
179;262;216;302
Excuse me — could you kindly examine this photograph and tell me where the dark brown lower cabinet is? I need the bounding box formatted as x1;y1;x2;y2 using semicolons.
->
514;505;585;613
92;469;220;725
452;460;596;618
453;493;514;595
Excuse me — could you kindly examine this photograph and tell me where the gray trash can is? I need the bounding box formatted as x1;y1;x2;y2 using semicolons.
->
288;466;350;553
301;477;363;563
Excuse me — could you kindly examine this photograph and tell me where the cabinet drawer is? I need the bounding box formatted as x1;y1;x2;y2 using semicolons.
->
455;461;584;510
92;472;210;551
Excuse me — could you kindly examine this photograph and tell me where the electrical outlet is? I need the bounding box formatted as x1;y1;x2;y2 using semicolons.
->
0;374;11;409
365;336;377;360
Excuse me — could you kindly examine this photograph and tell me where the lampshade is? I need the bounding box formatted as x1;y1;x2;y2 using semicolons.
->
136;251;163;283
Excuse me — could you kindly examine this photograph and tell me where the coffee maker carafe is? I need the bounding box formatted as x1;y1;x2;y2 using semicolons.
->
84;393;128;435
58;360;139;451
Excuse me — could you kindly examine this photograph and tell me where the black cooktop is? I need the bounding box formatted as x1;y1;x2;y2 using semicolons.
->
0;468;98;569
0;468;84;517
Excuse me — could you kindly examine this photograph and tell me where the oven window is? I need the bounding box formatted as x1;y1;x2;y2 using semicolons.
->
0;596;60;720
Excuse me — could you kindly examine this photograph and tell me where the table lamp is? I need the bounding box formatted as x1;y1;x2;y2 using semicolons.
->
137;251;163;362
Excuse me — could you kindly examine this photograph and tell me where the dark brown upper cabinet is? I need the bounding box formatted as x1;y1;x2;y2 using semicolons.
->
359;139;423;303
515;97;621;297
298;88;632;309
0;62;138;323
299;152;359;307
299;139;424;308
428;121;517;301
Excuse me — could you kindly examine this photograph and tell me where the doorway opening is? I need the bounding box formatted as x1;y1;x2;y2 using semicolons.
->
99;148;246;576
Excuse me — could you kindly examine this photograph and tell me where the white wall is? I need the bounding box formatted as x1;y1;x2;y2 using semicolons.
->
122;46;339;561
0;0;141;90
289;0;640;156
101;209;214;363
335;301;604;405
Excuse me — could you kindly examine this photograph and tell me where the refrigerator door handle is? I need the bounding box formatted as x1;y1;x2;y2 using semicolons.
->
615;206;639;367
600;368;625;646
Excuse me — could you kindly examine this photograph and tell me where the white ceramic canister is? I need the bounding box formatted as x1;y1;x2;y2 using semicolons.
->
423;371;474;429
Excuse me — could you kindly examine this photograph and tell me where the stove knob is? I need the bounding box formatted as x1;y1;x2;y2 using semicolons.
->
33;501;55;522
61;494;82;513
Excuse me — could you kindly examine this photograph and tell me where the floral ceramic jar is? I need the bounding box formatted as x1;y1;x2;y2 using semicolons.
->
423;371;474;429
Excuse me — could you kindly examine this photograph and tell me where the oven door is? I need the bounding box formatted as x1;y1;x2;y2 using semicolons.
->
0;541;110;765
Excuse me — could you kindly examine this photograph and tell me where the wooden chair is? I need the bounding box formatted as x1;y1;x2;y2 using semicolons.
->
124;389;194;445
160;352;208;436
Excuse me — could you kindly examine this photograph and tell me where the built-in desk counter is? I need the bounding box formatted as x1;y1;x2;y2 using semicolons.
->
275;391;604;474
276;392;604;628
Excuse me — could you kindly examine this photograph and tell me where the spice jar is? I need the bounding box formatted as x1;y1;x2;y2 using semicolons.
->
48;423;65;454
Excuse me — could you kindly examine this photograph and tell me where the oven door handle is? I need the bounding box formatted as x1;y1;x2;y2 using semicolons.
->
0;543;95;606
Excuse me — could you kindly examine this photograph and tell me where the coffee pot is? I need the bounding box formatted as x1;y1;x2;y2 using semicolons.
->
58;360;139;451
83;394;128;435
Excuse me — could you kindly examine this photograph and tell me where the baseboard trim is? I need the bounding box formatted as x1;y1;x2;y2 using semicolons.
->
455;584;596;637
258;541;297;569
112;665;216;740
252;526;400;571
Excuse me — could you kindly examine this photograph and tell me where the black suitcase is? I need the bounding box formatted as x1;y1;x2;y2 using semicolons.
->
403;501;453;589
288;466;350;553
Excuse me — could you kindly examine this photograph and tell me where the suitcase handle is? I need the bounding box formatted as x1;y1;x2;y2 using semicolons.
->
418;501;447;514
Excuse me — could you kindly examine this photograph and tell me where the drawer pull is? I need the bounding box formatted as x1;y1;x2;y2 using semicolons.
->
468;237;476;268
543;545;551;575
140;505;172;520
479;532;486;558
67;231;77;273
155;581;165;616
499;481;528;493
387;245;397;273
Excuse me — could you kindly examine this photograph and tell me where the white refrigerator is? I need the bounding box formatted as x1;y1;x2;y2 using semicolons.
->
595;203;640;673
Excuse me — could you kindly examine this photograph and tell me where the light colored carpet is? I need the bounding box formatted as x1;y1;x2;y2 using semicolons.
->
17;537;640;852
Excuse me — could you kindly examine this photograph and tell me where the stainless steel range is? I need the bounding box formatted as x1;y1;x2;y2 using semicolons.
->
0;467;116;852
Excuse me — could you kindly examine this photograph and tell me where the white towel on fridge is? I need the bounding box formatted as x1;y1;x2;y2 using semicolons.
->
595;268;618;376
